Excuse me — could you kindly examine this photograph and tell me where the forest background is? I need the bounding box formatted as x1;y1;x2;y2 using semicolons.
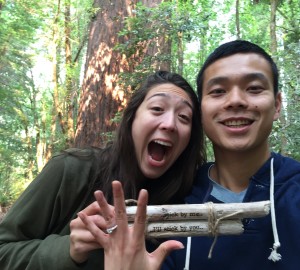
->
0;0;299;209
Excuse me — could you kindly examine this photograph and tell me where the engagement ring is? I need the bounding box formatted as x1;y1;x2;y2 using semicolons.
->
106;224;118;234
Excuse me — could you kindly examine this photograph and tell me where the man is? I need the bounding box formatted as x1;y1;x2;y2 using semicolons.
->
78;40;300;270
162;40;300;270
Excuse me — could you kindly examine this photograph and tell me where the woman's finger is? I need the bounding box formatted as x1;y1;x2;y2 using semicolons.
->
81;201;102;215
111;181;128;232
151;240;185;269
133;189;148;242
94;190;116;231
78;211;109;248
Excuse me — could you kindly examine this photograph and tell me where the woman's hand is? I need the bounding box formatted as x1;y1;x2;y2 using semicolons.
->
78;181;184;270
70;201;107;263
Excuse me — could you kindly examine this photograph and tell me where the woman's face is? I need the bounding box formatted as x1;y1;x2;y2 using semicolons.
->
132;83;193;179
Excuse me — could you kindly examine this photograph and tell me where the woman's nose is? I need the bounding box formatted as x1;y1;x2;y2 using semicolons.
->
160;113;177;131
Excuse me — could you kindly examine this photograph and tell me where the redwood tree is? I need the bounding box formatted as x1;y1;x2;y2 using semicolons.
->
75;0;164;147
75;0;135;147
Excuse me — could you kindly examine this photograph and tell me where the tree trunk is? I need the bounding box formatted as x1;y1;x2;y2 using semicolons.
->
64;0;75;147
235;0;240;39
36;101;48;171
48;0;62;157
75;0;167;148
74;0;133;147
141;0;170;71
177;31;183;75
270;0;288;155
270;0;278;55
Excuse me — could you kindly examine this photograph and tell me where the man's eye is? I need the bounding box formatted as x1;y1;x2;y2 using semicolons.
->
209;88;225;95
248;85;264;93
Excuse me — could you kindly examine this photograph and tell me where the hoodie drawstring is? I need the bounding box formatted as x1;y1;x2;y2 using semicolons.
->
183;157;281;269
268;157;282;262
184;236;191;270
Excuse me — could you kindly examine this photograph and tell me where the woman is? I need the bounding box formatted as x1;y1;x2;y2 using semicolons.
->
0;71;205;270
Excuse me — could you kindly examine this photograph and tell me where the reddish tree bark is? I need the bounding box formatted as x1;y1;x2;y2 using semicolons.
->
75;0;165;147
75;0;133;147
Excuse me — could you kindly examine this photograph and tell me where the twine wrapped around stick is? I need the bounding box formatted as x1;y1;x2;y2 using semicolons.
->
126;200;270;238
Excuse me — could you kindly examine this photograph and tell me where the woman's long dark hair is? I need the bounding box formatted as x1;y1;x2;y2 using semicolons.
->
91;71;206;204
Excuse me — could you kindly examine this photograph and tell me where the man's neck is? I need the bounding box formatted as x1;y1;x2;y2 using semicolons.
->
211;146;271;193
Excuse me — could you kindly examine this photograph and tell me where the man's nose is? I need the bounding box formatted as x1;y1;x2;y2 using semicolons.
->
224;88;248;109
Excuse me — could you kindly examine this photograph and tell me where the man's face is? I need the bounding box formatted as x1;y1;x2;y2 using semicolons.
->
201;53;281;153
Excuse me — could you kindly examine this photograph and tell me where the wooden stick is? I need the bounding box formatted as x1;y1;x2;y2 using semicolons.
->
144;219;243;238
126;200;270;222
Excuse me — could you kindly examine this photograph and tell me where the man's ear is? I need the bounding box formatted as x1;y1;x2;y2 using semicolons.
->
273;92;282;121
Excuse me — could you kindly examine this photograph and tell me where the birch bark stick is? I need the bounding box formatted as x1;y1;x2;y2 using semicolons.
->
145;219;244;238
126;200;270;222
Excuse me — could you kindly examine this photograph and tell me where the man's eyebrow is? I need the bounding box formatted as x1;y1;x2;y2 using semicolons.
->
206;73;269;88
147;93;193;109
243;72;269;83
206;76;228;88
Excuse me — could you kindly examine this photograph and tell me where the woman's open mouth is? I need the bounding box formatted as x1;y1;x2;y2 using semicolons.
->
148;140;172;162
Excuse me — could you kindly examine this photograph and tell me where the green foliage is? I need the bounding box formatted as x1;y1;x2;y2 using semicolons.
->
1;0;300;206
116;0;300;162
116;0;219;87
0;0;93;206
0;0;41;205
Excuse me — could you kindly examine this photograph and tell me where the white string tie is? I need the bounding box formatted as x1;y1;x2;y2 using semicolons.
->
183;236;191;270
268;157;282;262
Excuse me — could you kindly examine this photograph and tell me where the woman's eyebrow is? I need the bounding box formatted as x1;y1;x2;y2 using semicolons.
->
147;93;193;109
146;92;168;100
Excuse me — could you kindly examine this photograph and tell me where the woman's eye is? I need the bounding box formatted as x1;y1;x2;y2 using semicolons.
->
179;114;191;123
151;106;163;112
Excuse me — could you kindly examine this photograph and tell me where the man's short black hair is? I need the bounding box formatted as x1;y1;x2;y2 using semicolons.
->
196;40;279;101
